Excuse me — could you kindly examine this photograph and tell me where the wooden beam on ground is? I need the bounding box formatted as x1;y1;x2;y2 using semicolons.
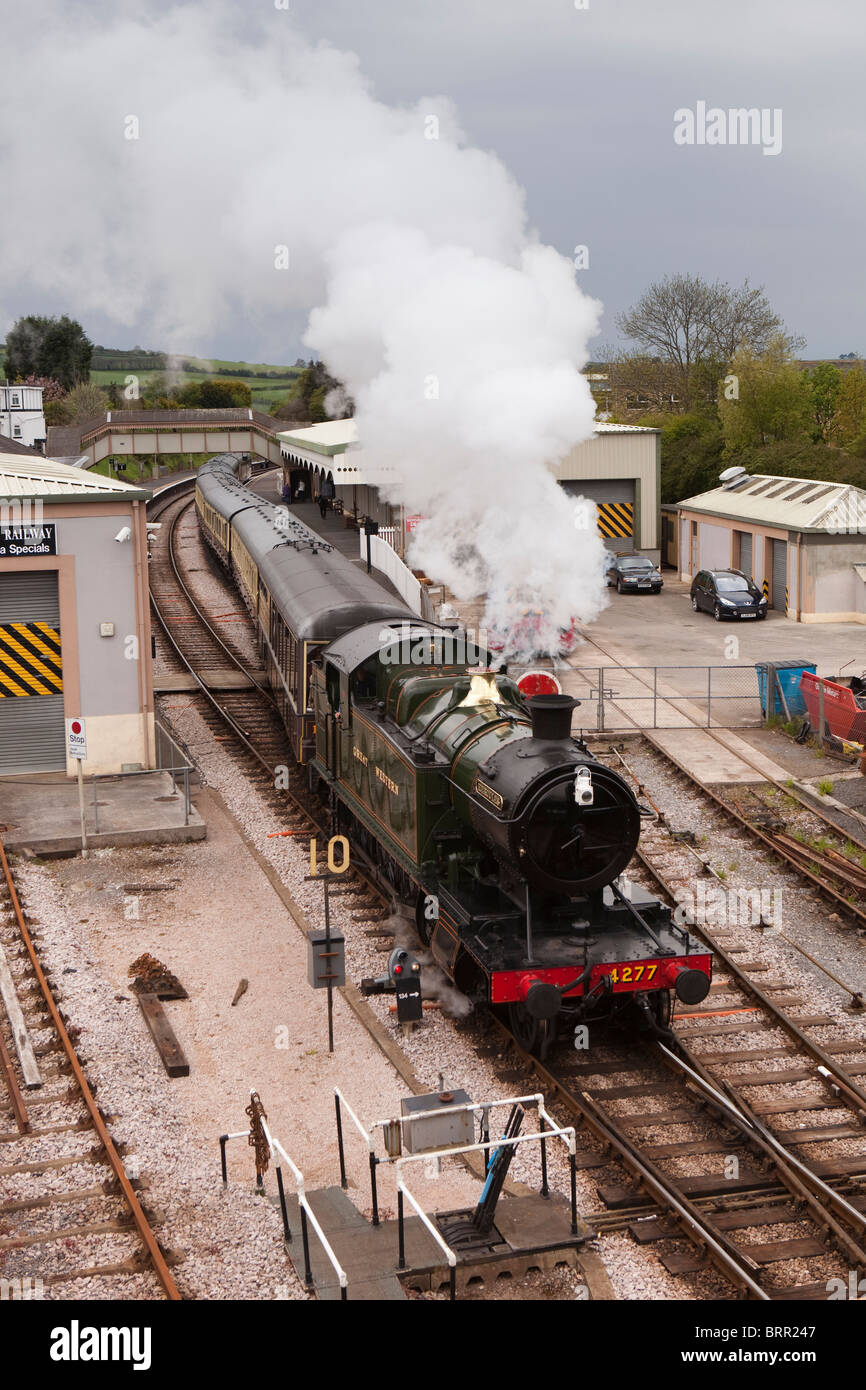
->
0;940;41;1089
136;993;189;1078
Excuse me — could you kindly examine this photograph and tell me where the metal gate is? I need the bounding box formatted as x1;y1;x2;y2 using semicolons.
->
771;539;787;612
737;531;753;579
0;572;66;773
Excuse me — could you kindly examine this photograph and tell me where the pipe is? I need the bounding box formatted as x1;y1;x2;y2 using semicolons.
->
131;499;152;768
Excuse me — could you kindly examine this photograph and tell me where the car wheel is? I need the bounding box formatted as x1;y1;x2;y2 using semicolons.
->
713;602;723;621
616;579;623;594
758;612;766;620
691;595;699;611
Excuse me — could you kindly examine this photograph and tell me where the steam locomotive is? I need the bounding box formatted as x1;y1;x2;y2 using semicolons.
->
195;455;712;1056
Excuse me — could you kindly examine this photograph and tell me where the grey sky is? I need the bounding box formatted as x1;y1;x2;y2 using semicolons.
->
2;0;863;360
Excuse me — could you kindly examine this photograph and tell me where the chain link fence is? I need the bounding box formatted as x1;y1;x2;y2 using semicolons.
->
561;665;765;732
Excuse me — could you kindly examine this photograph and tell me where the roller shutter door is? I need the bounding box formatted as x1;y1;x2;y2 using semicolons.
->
737;532;753;579
0;573;66;773
771;539;787;612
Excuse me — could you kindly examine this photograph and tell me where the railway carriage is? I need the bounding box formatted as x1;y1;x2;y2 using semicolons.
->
195;454;712;1055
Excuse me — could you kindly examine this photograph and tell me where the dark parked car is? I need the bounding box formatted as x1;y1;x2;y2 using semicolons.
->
605;553;663;594
690;569;767;621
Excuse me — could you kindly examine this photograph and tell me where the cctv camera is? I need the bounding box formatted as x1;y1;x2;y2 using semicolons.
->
114;527;132;543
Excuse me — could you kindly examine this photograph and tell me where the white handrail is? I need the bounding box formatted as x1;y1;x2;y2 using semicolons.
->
261;1116;348;1293
335;1086;374;1152
394;1122;576;1170
368;1091;545;1136
398;1179;456;1269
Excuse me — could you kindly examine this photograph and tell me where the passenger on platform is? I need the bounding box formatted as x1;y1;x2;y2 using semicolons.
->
318;476;335;519
295;477;306;503
281;478;291;503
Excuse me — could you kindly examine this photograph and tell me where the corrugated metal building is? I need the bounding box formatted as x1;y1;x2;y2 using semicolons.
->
677;472;866;622
0;454;155;774
551;422;661;558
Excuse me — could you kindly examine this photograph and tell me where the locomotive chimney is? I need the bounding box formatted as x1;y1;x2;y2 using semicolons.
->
526;693;579;741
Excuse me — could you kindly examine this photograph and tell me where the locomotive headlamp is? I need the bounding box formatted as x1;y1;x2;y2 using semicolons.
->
574;766;594;807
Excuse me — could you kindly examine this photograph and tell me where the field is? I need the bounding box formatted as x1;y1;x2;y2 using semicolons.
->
90;356;302;415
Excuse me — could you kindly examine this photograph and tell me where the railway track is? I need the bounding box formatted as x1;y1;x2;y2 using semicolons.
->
147;481;392;919
489;1007;866;1300
0;839;181;1299
478;735;866;1300
148;485;866;1299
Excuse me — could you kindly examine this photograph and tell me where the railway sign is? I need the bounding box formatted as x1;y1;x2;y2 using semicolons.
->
66;718;87;760
395;975;423;1023
516;670;562;697
0;522;56;557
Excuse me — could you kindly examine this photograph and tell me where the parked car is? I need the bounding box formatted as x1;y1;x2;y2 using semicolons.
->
605;553;663;594
690;569;768;621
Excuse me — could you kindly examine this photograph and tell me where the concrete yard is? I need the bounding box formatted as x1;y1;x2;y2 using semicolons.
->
0;769;204;854
570;576;866;678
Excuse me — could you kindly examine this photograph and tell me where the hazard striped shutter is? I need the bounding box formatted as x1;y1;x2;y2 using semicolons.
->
0;573;66;773
596;501;634;541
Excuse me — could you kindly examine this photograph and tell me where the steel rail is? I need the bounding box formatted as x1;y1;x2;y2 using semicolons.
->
632;835;866;1112
643;735;866;931
656;1039;866;1265
486;1016;770;1299
165;495;276;705
577;627;866;862
608;741;866;1068
0;839;182;1299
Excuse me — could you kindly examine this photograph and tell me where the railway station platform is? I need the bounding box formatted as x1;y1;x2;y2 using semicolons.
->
277;1185;586;1301
0;770;205;855
247;477;407;599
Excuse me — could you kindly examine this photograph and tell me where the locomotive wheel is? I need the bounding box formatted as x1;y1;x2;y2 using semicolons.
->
647;989;672;1030
508;1003;555;1061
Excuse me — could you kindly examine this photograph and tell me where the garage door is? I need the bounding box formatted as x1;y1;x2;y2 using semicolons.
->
0;573;66;773
737;531;753;578
771;539;787;612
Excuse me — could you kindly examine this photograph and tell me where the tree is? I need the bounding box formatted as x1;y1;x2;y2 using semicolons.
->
635;411;725;503
175;378;252;408
285;360;352;422
803;361;842;441
717;336;812;453
5;315;93;389
62;382;110;423
832;364;866;451
49;382;110;426
617;275;794;409
18;374;65;401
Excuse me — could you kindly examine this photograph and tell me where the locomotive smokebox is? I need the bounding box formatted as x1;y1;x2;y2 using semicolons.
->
527;693;579;742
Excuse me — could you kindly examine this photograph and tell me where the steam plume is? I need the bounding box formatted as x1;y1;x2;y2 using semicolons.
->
0;2;608;651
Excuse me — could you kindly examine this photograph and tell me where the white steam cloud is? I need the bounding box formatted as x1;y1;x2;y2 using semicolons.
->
0;2;607;653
